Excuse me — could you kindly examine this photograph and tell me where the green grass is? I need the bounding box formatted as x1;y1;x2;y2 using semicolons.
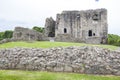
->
0;70;119;80
0;41;118;50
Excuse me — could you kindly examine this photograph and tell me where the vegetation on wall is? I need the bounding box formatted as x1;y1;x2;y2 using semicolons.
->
32;26;44;33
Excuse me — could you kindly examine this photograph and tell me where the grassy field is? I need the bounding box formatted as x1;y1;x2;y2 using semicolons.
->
0;70;119;80
0;41;118;50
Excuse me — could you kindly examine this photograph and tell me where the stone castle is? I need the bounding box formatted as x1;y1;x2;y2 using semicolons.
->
45;8;108;44
13;8;108;44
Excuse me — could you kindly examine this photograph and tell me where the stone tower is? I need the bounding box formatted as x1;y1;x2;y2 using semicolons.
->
55;8;107;44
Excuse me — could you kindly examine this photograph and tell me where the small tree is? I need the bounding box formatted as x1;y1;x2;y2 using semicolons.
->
3;30;13;38
108;34;120;46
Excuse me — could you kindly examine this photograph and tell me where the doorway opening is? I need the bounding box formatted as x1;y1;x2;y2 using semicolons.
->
64;28;67;33
88;30;92;36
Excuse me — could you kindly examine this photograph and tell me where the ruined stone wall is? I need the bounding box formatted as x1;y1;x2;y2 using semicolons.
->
0;38;17;44
83;9;108;44
55;9;108;44
85;37;102;44
55;11;80;38
13;27;43;41
44;17;55;37
0;46;120;75
55;34;74;42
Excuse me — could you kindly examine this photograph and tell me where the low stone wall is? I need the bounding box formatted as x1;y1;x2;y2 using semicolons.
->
0;46;120;75
0;38;17;44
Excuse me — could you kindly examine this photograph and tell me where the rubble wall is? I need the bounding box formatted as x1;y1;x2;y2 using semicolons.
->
0;46;119;75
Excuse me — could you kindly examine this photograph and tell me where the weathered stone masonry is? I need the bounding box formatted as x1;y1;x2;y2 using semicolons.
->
13;27;43;41
45;8;108;44
0;46;120;75
7;8;107;44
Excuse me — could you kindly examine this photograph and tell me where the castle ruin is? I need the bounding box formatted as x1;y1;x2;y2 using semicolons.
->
45;8;108;44
12;8;107;44
13;27;43;41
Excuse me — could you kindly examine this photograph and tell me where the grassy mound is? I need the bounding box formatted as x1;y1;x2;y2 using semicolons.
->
0;41;118;50
0;70;119;80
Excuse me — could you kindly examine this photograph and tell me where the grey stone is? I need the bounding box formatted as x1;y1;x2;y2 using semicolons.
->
13;27;43;41
0;46;120;75
115;71;120;76
44;17;55;37
64;65;73;72
45;8;108;44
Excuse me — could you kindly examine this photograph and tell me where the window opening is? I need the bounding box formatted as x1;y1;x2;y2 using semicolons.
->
92;14;99;21
88;30;92;36
64;28;67;33
93;33;95;36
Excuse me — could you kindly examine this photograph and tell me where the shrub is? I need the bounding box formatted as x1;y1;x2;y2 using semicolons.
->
108;34;120;46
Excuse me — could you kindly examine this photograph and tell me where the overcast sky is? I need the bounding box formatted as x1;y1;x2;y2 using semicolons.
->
0;0;120;35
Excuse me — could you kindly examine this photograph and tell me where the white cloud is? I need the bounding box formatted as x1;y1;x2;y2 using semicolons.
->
0;0;120;35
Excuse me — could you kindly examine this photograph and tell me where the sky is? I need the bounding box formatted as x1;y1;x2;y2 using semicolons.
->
0;0;120;35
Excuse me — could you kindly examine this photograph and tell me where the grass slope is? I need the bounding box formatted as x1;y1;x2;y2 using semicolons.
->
0;70;119;80
0;41;118;50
